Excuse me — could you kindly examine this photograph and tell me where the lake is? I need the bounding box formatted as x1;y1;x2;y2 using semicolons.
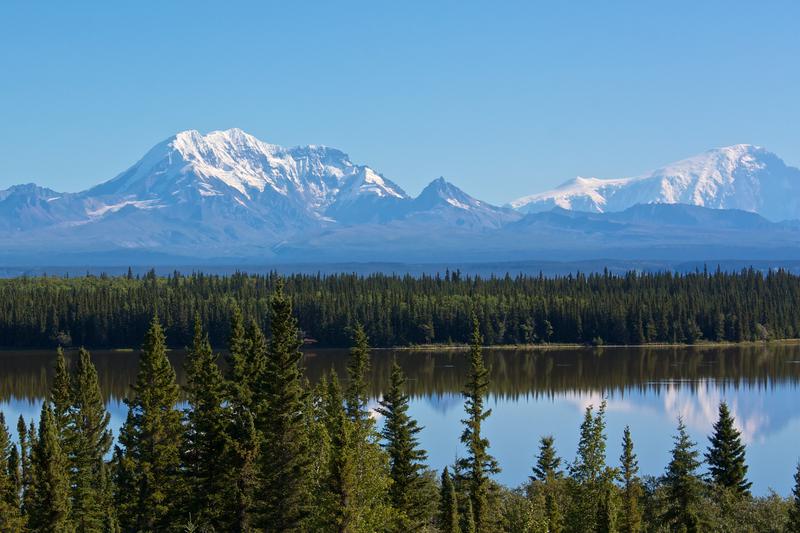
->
2;344;799;495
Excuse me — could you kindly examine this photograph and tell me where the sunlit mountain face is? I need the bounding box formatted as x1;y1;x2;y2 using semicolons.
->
2;344;799;494
3;132;800;265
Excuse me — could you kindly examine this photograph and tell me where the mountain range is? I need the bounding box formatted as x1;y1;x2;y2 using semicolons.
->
1;128;799;266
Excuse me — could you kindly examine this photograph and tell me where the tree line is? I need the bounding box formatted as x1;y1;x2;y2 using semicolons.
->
1;286;800;531
2;267;800;349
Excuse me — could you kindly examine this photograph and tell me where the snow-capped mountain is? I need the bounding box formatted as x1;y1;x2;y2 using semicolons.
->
0;129;514;260
1;132;798;265
404;177;520;229
83;128;409;228
509;145;800;221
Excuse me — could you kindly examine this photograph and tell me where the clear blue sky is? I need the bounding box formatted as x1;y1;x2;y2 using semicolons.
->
1;1;799;204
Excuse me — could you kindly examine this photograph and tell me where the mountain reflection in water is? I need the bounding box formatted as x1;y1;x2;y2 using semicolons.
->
1;344;799;494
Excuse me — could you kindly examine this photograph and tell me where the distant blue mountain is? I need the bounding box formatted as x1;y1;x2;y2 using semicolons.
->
1;129;798;266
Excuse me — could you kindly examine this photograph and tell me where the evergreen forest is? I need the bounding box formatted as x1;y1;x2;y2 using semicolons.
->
1;267;798;349
1;283;799;532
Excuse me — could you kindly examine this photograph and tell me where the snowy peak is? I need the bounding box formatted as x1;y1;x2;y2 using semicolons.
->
510;144;800;220
81;128;413;226
405;177;520;229
414;177;483;210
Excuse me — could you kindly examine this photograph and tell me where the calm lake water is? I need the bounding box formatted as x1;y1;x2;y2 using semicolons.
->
2;345;799;495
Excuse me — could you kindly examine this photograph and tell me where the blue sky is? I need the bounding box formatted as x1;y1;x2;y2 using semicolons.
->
1;1;798;204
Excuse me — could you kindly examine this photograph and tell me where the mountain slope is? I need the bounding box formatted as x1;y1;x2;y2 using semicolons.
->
0;129;513;259
509;145;800;221
1;132;798;265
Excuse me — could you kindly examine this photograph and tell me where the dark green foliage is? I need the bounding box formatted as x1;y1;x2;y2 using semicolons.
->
16;416;32;518
458;318;500;532
705;401;751;495
2;268;798;349
461;495;476;533
3;294;800;531
663;418;703;532
376;358;432;530
225;303;253;408
618;426;642;533
568;401;614;533
531;435;562;482
255;280;312;531
440;467;461;533
113;316;183;531
346;323;371;423
51;347;72;439
596;485;618;533
223;306;260;531
0;413;24;531
789;462;800;532
70;348;113;532
28;403;73;533
182;316;232;530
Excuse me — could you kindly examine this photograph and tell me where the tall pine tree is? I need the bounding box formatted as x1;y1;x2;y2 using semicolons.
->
531;435;562;482
618;426;642;533
113;315;183;531
28;403;73;533
0;413;24;531
16;416;32;519
70;348;113;532
568;401;613;533
439;467;461;533
458;317;500;532
663;418;703;532
705;402;751;495
182;316;232;530
224;306;260;531
51;347;73;439
376;358;432;530
789;462;800;533
256;280;312;531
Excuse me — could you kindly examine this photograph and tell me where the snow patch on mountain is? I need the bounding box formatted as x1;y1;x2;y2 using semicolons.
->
509;144;800;221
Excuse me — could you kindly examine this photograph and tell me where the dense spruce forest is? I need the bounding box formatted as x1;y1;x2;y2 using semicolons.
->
2;267;800;349
1;285;799;532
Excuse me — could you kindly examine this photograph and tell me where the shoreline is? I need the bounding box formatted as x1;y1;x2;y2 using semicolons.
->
2;338;799;354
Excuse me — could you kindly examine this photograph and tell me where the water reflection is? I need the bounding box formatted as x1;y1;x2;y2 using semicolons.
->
1;345;799;494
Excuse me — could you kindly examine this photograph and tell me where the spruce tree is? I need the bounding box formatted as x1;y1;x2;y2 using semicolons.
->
16;416;32;518
662;418;703;532
531;435;562;482
705;402;751;495
114;315;183;531
51;347;73;438
70;347;113;532
28;403;73;533
596;485;618;533
182;316;232;530
531;435;565;533
458;317;500;532
461;496;476;533
323;371;352;530
439;467;461;533
8;445;23;520
256;281;312;531
568;401;612;533
226;303;253;408
346;322;371;422
343;325;394;531
227;408;259;532
376;358;431;530
618;427;642;533
789;462;800;533
0;413;24;531
224;307;260;531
